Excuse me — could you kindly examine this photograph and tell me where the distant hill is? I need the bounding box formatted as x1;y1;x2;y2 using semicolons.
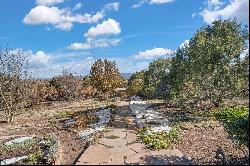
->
121;73;132;80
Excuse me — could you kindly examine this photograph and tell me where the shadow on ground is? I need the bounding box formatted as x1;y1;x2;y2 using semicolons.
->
127;155;194;165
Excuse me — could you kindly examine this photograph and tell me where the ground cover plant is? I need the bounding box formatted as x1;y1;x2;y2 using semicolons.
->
214;107;249;146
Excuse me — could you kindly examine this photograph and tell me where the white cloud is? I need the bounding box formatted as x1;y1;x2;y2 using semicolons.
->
23;6;65;25
132;0;174;8
68;38;121;50
26;50;96;78
107;57;149;73
68;42;92;50
200;0;249;24
84;18;121;38
23;2;120;31
149;0;174;5
104;2;120;11
179;40;189;49
31;50;51;64
36;0;64;6
72;3;82;11
134;47;173;59
23;6;105;31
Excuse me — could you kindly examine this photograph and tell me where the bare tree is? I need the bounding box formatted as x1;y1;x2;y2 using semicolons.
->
0;46;30;122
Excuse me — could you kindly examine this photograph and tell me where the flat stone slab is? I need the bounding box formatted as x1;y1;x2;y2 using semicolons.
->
102;128;127;139
76;144;111;165
125;153;146;164
126;132;137;145
76;101;191;165
127;143;149;154
110;146;135;164
98;137;127;147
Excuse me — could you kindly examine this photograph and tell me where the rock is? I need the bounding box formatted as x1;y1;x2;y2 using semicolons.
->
76;144;112;165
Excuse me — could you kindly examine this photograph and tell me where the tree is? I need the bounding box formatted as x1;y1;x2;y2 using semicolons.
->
142;58;172;99
48;73;84;101
169;19;249;109
90;59;125;97
127;70;145;97
0;47;31;122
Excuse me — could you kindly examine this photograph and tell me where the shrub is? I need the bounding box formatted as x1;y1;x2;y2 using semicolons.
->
214;107;249;146
138;126;181;150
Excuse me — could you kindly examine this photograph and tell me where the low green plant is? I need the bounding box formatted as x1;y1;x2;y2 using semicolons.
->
214;107;249;146
137;126;181;150
55;111;69;119
1;138;37;151
19;151;43;165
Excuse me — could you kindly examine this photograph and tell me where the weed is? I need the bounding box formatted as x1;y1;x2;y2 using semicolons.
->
1;138;37;151
55;111;69;119
105;135;120;139
18;151;43;165
137;126;181;150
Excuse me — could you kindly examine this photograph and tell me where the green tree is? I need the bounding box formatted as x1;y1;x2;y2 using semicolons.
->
169;19;249;109
90;59;125;96
142;58;172;99
127;70;145;96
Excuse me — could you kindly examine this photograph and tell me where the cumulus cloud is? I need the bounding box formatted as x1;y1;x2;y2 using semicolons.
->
68;38;121;50
132;0;174;8
23;5;105;31
26;50;95;78
31;50;51;64
23;2;120;31
134;47;173;59
36;0;64;6
200;0;249;24
84;18;121;38
68;18;121;50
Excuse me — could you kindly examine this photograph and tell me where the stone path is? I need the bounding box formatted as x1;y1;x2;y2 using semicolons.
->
75;101;192;165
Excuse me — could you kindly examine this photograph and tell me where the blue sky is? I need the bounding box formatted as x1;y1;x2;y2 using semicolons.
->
0;0;249;78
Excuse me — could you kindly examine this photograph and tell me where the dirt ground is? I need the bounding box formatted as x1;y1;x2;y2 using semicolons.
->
0;99;115;165
151;102;249;165
0;99;249;165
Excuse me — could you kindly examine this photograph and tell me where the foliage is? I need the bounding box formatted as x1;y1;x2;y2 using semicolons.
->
138;126;181;150
48;73;85;101
168;19;249;109
90;59;125;97
19;151;43;165
214;107;249;146
127;70;145;97
142;58;172;99
0;138;37;151
55;111;69;119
